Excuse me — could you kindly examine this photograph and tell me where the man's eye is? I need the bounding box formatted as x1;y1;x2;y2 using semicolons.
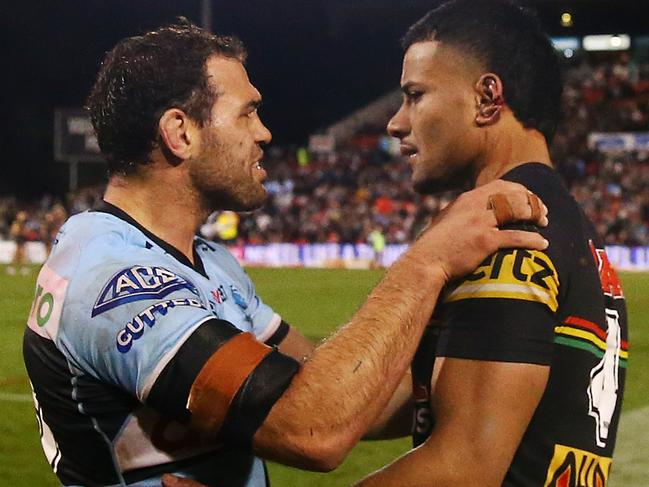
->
406;91;423;102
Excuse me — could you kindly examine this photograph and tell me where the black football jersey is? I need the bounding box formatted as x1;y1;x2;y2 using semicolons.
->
412;163;628;486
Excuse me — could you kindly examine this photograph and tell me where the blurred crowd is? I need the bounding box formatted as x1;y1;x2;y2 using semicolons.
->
554;52;649;246
0;187;102;249
2;52;649;251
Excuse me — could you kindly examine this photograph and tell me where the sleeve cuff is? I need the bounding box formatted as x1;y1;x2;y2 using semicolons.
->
255;313;283;343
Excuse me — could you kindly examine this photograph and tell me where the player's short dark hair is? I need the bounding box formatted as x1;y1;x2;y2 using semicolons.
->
86;20;247;175
402;0;562;144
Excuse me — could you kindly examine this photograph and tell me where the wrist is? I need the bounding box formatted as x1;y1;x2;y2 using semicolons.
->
395;251;449;290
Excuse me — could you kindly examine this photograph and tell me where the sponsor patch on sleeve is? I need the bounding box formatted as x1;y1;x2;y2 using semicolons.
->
93;266;199;317
28;265;69;340
443;249;560;312
116;298;207;353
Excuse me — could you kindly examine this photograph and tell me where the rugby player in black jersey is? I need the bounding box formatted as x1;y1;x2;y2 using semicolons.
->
352;1;628;486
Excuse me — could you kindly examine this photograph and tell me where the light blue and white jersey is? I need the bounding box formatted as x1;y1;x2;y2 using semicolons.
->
24;204;286;486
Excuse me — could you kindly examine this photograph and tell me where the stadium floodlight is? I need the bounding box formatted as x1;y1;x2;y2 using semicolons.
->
583;34;631;51
560;12;573;28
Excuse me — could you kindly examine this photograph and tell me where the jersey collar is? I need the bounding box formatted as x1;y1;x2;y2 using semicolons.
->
92;201;209;279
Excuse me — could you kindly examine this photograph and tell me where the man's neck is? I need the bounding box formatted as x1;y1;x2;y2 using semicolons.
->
103;171;206;264
474;115;552;188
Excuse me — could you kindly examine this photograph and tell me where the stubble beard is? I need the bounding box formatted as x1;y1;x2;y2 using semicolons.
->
190;133;267;213
413;160;474;195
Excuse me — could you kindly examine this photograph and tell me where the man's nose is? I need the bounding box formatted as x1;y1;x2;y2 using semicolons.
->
256;119;272;145
387;105;409;139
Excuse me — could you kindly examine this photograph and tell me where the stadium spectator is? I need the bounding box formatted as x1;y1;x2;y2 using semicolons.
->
7;210;30;275
41;203;67;255
199;210;240;243
367;225;386;268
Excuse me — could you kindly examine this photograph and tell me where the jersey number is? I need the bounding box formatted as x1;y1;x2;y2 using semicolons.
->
587;308;621;448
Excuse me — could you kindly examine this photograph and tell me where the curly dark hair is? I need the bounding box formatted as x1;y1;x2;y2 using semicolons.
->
86;20;247;175
402;0;562;144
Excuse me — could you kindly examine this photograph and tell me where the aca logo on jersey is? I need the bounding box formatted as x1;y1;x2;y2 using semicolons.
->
93;266;199;317
116;298;206;353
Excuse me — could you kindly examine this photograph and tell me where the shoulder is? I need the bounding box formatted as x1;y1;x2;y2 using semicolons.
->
196;238;249;281
502;163;587;274
196;237;239;264
40;217;213;379
49;212;202;325
48;211;154;280
501;163;580;225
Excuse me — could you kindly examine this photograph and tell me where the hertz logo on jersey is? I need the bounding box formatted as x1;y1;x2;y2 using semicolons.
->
93;266;199;317
443;249;560;311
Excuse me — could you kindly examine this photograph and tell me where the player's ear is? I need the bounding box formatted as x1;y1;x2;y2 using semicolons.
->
475;73;505;126
158;108;198;163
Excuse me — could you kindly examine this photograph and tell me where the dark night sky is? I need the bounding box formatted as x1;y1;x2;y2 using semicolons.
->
2;0;647;198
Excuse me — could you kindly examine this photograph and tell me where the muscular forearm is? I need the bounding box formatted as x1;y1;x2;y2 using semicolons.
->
254;253;445;470
363;371;413;440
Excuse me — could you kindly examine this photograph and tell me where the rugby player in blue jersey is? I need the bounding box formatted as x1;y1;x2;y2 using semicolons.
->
23;20;548;487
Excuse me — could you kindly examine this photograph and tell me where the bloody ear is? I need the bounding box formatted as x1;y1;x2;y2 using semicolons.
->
475;73;505;126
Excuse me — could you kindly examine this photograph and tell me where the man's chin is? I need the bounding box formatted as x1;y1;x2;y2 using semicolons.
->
229;193;267;213
412;166;473;195
202;188;267;213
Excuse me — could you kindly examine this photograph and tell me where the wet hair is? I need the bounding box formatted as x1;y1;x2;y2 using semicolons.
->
86;19;246;175
402;0;562;143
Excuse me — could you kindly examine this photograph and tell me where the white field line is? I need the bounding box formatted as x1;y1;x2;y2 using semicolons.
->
0;391;33;402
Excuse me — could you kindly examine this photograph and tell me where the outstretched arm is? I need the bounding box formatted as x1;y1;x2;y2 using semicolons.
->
363;371;414;440
248;180;549;470
168;180;549;472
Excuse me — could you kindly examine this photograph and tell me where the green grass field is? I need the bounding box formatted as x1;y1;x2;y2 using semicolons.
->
0;266;647;485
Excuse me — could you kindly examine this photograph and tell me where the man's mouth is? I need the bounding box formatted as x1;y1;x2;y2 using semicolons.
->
399;144;418;158
252;156;267;180
252;151;265;171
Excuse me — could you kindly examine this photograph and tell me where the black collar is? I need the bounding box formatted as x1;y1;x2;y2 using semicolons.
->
92;201;208;279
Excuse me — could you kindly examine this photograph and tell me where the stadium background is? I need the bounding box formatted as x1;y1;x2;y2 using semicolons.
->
1;0;648;485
